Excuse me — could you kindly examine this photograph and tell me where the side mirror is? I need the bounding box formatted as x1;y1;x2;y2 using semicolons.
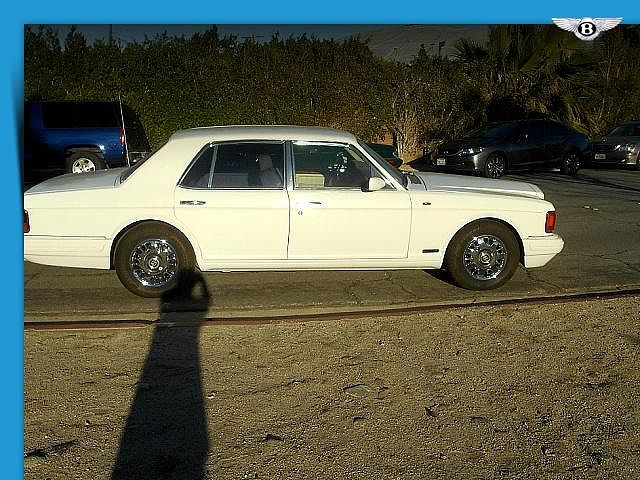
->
364;177;386;192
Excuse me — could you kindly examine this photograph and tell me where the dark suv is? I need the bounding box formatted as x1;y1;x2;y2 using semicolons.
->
430;119;588;178
24;101;149;178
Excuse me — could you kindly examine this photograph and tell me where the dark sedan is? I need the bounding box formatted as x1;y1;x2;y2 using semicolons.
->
367;143;403;168
589;121;640;170
430;119;588;178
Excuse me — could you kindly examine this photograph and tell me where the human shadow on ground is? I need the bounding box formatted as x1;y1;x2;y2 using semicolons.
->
111;271;210;479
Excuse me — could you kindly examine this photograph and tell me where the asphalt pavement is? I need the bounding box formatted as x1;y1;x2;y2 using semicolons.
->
23;168;640;322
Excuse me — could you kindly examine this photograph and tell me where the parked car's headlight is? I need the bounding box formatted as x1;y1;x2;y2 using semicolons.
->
615;143;636;153
459;147;484;156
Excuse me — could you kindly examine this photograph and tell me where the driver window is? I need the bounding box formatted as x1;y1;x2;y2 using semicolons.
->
292;143;388;190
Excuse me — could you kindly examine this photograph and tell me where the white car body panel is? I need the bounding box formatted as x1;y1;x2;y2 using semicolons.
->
174;186;290;260
24;125;564;276
287;188;411;259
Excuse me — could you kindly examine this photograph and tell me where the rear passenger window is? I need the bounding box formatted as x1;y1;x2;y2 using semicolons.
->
42;102;120;128
179;142;285;189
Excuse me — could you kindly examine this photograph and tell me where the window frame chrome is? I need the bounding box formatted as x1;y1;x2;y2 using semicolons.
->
289;140;399;191
177;140;287;191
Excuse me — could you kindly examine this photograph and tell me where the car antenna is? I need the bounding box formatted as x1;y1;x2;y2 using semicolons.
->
118;93;131;167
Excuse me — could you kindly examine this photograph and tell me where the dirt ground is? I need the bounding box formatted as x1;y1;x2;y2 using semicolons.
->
25;296;640;480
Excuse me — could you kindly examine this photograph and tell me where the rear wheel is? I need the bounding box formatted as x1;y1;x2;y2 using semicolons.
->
66;151;105;174
483;154;507;178
561;151;580;175
114;223;195;297
445;220;520;290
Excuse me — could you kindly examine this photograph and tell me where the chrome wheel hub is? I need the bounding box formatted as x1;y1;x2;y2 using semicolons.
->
72;158;96;173
463;235;507;281
130;239;178;287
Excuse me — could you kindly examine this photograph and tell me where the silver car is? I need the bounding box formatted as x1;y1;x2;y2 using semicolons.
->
590;121;640;170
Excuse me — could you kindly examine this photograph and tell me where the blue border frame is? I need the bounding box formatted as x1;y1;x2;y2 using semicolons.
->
6;0;635;476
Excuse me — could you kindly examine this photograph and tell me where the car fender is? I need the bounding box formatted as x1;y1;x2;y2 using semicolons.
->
442;216;526;266
109;215;205;269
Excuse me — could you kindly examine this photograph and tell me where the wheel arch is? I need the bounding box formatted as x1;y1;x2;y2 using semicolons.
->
65;146;105;158
110;219;199;270
443;217;525;267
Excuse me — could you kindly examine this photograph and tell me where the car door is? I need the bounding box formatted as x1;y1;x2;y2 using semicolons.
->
174;141;290;261
509;121;547;167
287;141;411;260
543;121;570;163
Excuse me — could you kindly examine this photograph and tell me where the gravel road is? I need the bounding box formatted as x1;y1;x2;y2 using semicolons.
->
25;296;640;479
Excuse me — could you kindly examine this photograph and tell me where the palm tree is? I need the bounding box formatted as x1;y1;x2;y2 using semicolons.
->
454;25;594;129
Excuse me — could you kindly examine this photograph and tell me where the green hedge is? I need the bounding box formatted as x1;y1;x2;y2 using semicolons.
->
25;25;640;158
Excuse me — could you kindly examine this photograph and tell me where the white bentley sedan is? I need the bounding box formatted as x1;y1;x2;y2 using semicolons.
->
24;126;564;297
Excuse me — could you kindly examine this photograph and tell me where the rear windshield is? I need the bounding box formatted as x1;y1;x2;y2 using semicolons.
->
42;102;120;128
119;142;166;183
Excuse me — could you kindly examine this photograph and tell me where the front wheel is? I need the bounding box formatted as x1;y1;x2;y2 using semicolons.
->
114;223;195;297
444;220;520;290
483;154;507;178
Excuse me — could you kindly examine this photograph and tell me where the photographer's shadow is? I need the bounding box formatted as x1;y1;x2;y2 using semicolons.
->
112;271;211;479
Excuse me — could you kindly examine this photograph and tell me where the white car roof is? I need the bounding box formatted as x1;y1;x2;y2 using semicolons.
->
170;125;358;144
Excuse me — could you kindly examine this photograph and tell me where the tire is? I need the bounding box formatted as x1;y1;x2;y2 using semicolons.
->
114;223;195;297
445;220;520;290
483;153;507;178
561;150;580;175
65;151;105;174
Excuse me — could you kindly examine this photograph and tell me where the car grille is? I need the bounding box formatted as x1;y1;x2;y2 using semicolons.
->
437;148;460;156
592;144;616;153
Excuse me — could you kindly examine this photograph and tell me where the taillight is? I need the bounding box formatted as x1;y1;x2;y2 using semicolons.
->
545;211;556;233
24;210;30;233
119;127;126;145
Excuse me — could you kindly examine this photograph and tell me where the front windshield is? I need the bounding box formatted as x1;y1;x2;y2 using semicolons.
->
608;124;640;137
463;122;518;139
358;140;405;187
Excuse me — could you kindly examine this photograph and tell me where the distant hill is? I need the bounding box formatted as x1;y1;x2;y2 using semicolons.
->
348;24;489;62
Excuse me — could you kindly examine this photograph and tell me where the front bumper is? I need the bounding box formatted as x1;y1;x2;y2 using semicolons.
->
589;150;640;166
431;153;481;173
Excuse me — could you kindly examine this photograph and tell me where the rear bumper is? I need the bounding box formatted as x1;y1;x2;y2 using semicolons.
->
24;235;111;269
523;234;564;268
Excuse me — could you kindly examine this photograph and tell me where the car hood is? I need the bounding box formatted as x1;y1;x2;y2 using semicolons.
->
594;136;638;145
415;172;545;199
25;168;127;194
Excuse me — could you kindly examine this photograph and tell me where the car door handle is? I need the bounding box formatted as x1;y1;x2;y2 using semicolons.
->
180;200;206;205
294;200;323;207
